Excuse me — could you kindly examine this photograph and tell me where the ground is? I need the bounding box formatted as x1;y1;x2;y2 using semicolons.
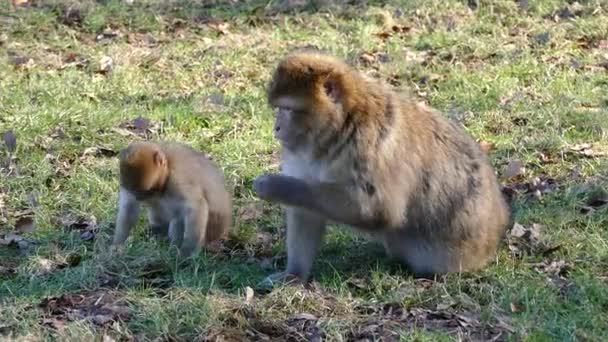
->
0;0;607;340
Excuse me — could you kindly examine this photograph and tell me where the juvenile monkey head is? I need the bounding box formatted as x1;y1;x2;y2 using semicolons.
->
118;141;169;199
267;52;362;153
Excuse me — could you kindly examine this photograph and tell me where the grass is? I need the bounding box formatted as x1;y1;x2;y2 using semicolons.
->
0;0;607;340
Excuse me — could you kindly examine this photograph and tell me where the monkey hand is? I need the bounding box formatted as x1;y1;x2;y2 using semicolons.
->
253;174;312;207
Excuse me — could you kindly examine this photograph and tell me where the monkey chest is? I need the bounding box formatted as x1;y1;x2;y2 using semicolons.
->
282;154;349;182
144;197;182;222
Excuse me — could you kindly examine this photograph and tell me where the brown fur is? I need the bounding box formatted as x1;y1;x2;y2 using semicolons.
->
257;51;510;279
113;141;232;257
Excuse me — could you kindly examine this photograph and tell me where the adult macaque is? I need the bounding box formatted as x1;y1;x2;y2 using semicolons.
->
113;141;232;257
254;51;510;283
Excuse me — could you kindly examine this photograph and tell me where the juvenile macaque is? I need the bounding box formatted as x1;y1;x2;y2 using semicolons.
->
113;141;232;257
254;51;510;282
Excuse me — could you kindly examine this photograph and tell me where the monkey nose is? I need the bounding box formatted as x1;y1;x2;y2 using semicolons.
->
275;126;280;132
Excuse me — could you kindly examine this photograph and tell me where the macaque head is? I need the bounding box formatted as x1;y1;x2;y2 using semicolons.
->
267;52;354;153
118;141;168;199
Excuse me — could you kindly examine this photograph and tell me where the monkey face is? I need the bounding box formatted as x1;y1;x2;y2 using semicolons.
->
119;149;168;200
273;107;312;151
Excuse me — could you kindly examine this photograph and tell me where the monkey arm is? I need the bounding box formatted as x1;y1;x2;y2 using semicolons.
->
254;174;378;227
113;188;141;245
178;201;209;258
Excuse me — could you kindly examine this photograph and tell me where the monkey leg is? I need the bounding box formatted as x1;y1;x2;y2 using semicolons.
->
168;217;185;249
147;209;169;240
382;233;466;275
179;201;209;258
283;207;327;281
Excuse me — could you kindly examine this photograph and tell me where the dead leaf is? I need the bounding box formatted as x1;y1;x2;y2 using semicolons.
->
118;116;159;138
238;203;265;221
2;131;16;153
14;216;35;233
0;265;16;278
359;53;376;65
98;56;113;74
60;53;89;70
254;232;274;255
568;143;605;158
38;290;131;329
478;140;494;154
9;53;34;68
33;258;56;276
510;302;522;313
244;286;254;304
291;313;318;321
80;146;117;159
96;28;121;44
503;160;524;180
204;18;230;35
507;223;549;257
41;317;66;330
59;215;99;241
580;193;608;214
533;260;571;278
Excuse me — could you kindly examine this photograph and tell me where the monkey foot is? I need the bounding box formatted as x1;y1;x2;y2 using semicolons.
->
257;271;303;290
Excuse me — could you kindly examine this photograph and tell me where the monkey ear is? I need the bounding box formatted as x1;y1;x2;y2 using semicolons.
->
323;77;341;103
153;151;167;168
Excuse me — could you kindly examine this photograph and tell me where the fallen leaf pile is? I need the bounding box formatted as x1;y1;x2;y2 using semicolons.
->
350;306;513;341
568;143;605;158
38;290;131;330
57;215;99;241
506;222;560;258
580;193;608;214
533;260;576;297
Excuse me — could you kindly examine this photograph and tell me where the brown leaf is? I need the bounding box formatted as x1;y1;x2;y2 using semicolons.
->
533;260;571;278
580;193;608;214
60;215;99;241
509;302;522;313
291;313;318;321
14;216;35;233
478;140;494;154
38;290;131;328
60;53;89;70
503;160;524;179
0;265;17;278
238;203;265;221
507;223;548;257
244;286;254;304
205;19;230;35
118;117;158;138
98;56;113;74
81;146;118;159
568;143;605;158
41;317;66;330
